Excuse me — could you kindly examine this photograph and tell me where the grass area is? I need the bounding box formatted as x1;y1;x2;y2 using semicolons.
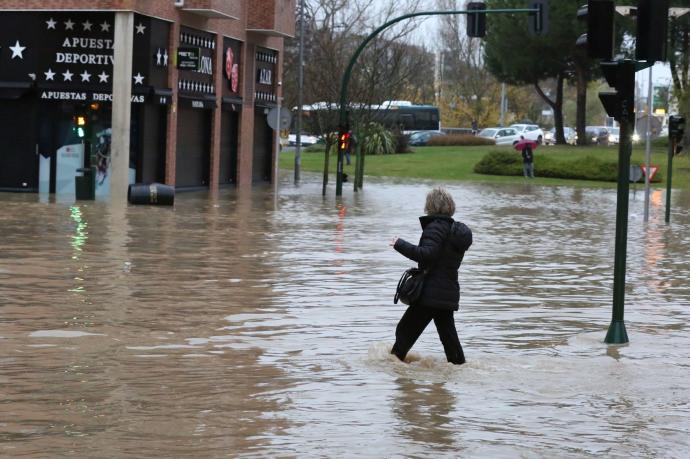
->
280;143;690;189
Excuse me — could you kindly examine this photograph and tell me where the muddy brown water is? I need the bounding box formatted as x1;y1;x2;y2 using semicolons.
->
1;175;690;457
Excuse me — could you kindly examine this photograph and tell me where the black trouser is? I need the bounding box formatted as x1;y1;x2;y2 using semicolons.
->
391;304;466;364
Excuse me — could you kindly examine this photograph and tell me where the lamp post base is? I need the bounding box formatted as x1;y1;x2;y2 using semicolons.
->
604;320;629;344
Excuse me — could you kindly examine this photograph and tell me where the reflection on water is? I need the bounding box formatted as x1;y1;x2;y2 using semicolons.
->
1;174;690;457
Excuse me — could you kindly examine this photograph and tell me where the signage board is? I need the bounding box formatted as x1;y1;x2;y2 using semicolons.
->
177;47;200;70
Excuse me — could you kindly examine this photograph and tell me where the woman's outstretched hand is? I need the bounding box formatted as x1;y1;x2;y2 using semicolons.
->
390;237;398;247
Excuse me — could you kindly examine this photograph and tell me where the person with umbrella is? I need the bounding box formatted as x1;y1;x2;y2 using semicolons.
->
515;136;537;179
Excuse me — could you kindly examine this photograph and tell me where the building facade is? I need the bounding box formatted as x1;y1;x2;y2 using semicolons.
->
0;0;294;193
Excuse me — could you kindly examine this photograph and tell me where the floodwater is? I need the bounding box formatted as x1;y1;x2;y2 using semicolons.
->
1;175;690;458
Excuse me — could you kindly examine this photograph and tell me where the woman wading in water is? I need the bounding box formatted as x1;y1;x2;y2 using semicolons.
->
390;187;473;364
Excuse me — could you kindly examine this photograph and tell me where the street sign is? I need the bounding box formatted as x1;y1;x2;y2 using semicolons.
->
267;107;292;130
641;165;659;181
177;47;200;70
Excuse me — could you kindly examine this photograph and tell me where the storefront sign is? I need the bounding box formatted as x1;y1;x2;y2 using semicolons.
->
177;47;200;70
0;12;171;100
40;90;146;103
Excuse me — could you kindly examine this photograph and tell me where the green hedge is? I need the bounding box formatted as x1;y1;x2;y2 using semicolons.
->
474;150;661;182
427;134;495;147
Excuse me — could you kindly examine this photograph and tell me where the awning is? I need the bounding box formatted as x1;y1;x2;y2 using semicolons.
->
221;96;243;112
178;94;217;110
151;87;173;105
0;81;33;100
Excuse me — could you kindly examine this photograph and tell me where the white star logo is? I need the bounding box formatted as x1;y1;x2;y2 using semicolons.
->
133;72;145;85
98;72;109;83
100;21;111;32
28;73;36;81
64;19;75;30
135;23;146;34
80;70;92;82
44;68;56;81
82;20;93;31
9;40;26;59
163;50;169;66
46;18;57;29
156;48;162;65
62;69;73;81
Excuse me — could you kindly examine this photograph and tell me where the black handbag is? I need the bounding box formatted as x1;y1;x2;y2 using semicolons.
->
394;267;426;305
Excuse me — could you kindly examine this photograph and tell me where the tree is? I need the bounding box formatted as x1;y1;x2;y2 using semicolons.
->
483;0;598;145
435;0;504;128
668;1;690;147
282;0;433;137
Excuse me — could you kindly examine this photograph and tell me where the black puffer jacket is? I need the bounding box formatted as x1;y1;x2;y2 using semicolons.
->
394;215;473;311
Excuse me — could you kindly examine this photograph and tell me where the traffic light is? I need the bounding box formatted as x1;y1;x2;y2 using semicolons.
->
339;131;351;151
636;0;669;63
73;114;87;139
669;115;685;143
528;0;549;36
467;2;486;38
576;0;615;60
598;60;635;123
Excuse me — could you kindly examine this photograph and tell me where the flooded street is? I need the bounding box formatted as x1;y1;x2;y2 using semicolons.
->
2;175;690;457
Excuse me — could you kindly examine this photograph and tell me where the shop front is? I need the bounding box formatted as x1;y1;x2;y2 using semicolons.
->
174;26;216;189
219;36;243;185
0;11;171;194
252;47;278;183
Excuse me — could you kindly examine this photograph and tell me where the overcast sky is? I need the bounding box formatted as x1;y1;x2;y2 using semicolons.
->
408;6;673;94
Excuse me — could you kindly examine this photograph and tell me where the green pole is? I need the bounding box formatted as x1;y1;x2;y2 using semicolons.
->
358;142;365;190
665;137;674;224
334;7;538;196
353;132;361;191
322;142;331;196
605;60;634;345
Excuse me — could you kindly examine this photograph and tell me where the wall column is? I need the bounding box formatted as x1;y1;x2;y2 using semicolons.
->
209;33;223;192
111;11;134;201
237;43;256;188
165;22;180;186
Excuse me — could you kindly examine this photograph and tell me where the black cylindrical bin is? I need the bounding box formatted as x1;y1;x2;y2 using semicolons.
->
75;167;96;200
127;183;175;206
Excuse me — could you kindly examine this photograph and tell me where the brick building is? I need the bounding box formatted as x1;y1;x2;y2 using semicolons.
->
0;0;295;195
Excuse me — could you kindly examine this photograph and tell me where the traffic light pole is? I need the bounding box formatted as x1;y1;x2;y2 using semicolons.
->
604;61;635;345
333;7;541;196
665;136;675;224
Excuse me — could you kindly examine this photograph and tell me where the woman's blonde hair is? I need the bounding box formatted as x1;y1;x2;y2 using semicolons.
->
424;187;455;216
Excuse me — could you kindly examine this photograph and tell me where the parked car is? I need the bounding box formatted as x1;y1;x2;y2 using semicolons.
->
545;127;577;145
607;126;620;144
510;124;545;144
288;133;320;147
585;126;610;145
477;127;520;145
408;130;445;146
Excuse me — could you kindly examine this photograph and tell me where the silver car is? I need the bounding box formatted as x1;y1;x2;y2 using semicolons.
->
510;124;544;144
477;127;520;145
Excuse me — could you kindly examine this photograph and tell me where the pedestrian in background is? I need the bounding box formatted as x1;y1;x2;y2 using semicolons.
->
520;135;535;179
389;187;473;365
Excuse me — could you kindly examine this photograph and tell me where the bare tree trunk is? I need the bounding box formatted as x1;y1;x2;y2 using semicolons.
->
534;73;564;144
553;74;565;144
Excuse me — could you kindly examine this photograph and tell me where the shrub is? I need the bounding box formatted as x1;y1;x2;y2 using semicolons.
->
651;136;668;148
394;129;411;153
360;122;395;155
473;150;661;182
427;134;495;147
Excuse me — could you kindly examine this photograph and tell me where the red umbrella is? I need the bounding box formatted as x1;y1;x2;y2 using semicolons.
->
514;139;538;151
